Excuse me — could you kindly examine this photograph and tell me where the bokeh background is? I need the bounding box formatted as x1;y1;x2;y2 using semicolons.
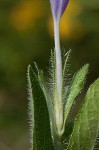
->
0;0;99;149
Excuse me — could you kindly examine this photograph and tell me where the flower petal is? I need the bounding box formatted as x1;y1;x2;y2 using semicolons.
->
61;0;69;16
50;0;69;19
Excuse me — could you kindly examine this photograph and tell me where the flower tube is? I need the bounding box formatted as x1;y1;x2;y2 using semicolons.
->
49;0;70;135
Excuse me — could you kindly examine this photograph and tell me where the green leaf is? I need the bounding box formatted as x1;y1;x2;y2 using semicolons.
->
33;62;57;142
49;50;56;102
27;65;54;150
62;49;71;80
33;62;54;122
64;64;89;125
62;50;71;101
67;78;99;150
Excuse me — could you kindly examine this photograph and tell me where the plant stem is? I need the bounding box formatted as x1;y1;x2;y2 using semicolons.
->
54;18;63;134
54;141;64;150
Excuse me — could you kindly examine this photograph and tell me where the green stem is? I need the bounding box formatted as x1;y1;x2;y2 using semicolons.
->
54;141;64;150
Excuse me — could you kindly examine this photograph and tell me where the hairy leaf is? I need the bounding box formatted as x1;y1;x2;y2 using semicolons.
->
63;49;71;80
34;62;54;122
67;78;99;150
62;50;71;102
27;65;54;150
64;64;89;124
33;62;57;142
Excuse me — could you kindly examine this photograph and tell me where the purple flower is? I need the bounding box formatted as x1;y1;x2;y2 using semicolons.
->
50;0;69;19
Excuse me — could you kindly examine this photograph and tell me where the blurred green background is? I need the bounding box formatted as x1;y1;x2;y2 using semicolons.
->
0;0;99;149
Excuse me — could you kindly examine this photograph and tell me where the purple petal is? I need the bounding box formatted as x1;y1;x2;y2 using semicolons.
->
61;0;69;16
50;0;70;19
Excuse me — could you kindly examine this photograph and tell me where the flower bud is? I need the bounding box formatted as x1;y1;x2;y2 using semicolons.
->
49;0;69;20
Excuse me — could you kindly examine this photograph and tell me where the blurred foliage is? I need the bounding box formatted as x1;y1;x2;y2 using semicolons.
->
0;0;99;149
